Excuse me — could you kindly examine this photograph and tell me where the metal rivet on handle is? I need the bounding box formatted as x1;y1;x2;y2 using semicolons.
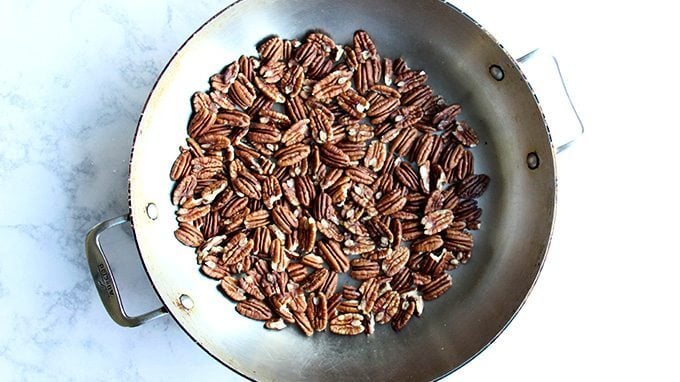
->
179;294;194;310
527;152;540;170
146;203;158;220
489;65;504;81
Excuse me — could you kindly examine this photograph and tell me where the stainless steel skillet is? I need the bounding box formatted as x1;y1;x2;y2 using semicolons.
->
85;0;583;380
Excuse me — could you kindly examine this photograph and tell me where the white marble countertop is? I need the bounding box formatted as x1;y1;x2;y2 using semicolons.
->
2;1;679;381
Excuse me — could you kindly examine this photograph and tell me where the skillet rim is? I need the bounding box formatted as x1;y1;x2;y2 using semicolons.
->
126;1;558;380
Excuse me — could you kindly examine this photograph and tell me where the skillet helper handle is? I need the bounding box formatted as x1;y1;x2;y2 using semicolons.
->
85;215;167;327
517;49;584;153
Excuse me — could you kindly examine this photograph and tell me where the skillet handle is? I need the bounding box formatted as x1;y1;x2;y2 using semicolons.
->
517;49;584;154
85;215;167;327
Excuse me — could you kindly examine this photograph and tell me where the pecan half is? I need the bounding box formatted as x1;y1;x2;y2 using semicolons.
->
286;262;308;283
301;253;325;269
239;272;265;300
200;255;228;279
222;233;252;264
342;285;361;300
219;276;247;302
244;209;270;229
312;70;353;101
350;183;374;211
411;235;444;253
188;92;217;138
452;120;479;147
433;103;461;129
280;63;304;97
392;299;415;331
237;55;256;83
374;290;400;324
420;273;453;301
456;174;490;199
271;204;298;234
281;178;300;207
308;103;334;143
353;30;377;61
294;175;315;207
281;119;310;146
301;268;329;293
382;247;410;277
443;229;473;252
394;162;420;191
395;70;428;93
319;271;338;296
363;140;387;171
337;299;360;314
358;277;380;314
254;76;286;103
367;96;399;120
170;149;192;181
307;292;329;332
258;36;284;61
350;258;380;280
286;94;308;121
176;205;210;223
335;141;366;162
345;166;377;185
421;209;454;235
329;313;365;336
252;226;272;256
198;134;232;152
270;239;289;272
248;123;282;144
259;108;290;126
293;309;314;336
215;109;251;128
210;61;240;93
298;216;317;253
172;175;197;206
261;176;283;209
319;143;351;168
174;222;203;247
317;240;350;273
394;105;424;130
312;192;337;222
375;189;407;216
236;299;272;321
229;73;256;109
338;90;369;119
260;59;287;83
275;143;311;168
344;236;376;255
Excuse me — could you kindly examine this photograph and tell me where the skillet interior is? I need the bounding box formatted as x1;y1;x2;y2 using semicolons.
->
128;0;556;380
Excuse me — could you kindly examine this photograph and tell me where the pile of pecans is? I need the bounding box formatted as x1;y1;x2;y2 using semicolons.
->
170;30;489;336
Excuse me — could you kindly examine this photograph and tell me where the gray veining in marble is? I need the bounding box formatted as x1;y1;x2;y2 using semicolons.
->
0;1;241;380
